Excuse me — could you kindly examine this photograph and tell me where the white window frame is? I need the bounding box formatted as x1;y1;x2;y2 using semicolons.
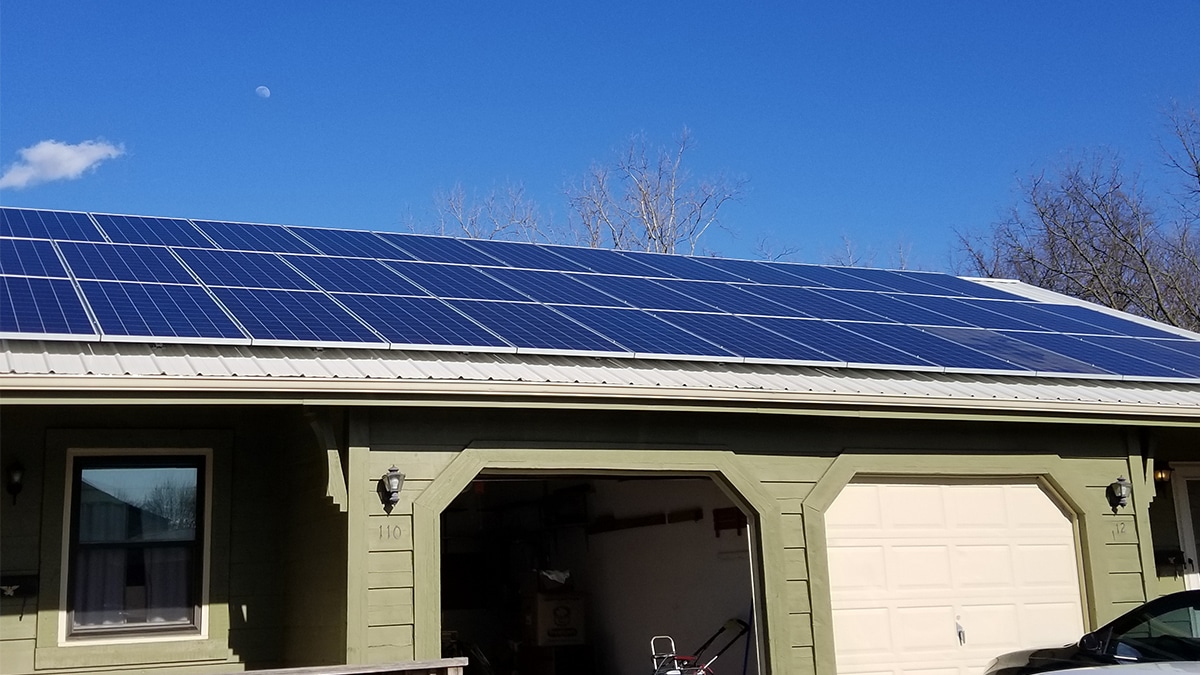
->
1171;462;1200;592
58;447;213;646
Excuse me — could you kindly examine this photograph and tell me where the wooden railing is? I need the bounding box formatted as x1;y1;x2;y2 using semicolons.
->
237;658;469;675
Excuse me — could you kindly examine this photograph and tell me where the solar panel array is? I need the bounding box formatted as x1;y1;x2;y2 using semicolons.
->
3;207;1200;382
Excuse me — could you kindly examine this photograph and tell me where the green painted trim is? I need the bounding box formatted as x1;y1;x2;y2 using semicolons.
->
410;447;789;675
801;453;1114;675
307;410;349;512
1127;451;1157;600
345;410;371;664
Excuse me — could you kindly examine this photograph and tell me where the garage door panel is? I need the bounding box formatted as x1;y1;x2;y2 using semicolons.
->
891;545;953;589
954;544;1013;587
828;545;888;592
896;606;957;650
833;607;893;654
828;481;1084;675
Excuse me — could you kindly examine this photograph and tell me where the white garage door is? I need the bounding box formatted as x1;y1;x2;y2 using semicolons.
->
825;480;1085;675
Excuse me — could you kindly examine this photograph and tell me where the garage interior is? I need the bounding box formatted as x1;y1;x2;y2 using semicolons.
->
440;474;761;675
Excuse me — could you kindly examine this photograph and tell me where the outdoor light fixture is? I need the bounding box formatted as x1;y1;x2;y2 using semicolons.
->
6;462;23;505
1107;475;1132;513
1154;467;1174;483
378;466;405;512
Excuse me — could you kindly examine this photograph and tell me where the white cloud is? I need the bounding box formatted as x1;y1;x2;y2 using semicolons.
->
0;139;125;190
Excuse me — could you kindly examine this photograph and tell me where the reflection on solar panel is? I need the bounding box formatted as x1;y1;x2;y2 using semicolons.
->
1;238;69;278
193;220;318;254
93;214;213;247
0;276;96;337
3;208;1198;382
79;281;245;340
1;208;104;241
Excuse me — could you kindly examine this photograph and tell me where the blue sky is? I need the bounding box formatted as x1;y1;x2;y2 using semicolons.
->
2;2;1198;269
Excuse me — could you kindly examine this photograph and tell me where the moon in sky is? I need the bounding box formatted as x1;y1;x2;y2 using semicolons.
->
255;86;271;99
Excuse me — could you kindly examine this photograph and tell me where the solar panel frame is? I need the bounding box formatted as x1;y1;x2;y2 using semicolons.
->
93;213;215;248
538;245;679;277
640;279;799;316
741;286;895;323
1;238;70;278
742;315;937;367
1000;331;1184;379
919;326;1109;375
616;251;747;282
754;262;893;291
0;208;106;241
568;274;717;311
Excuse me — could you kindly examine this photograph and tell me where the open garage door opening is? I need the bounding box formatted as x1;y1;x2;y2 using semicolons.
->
440;474;763;675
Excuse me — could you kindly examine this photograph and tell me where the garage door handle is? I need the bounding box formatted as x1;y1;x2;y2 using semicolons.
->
956;618;965;645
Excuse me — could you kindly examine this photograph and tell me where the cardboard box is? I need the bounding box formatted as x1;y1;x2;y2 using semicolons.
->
523;592;586;646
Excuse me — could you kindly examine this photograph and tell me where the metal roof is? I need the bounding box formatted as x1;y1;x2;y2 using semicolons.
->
3;339;1198;423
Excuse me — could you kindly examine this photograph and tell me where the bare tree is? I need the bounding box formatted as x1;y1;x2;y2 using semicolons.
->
431;181;547;241
957;137;1200;331
564;128;745;254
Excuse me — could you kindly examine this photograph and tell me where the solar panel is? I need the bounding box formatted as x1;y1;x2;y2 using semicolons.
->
617;251;746;282
283;255;430;295
0;208;105;241
538;245;673;277
287;227;412;259
78;281;245;340
0;276;96;337
1000;331;1184;379
650;279;795;316
743;316;933;366
480;268;626;306
57;242;196;284
654;312;837;362
555;305;736;358
756;262;891;291
211;287;384;345
1;238;69;278
742;286;893;323
385;261;528;301
175;249;315;290
448;300;626;353
918;326;1106;374
570;275;717;311
377;233;505;266
4;207;1199;383
192;220;318;254
461;239;591;272
93;214;213;247
334;293;510;348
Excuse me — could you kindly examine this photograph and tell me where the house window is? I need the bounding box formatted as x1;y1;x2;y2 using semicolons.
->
67;455;205;637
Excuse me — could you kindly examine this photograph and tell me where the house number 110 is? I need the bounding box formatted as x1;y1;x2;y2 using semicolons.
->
379;525;403;540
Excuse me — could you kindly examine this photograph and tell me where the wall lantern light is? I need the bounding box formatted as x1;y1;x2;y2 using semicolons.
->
6;462;23;505
1154;467;1174;483
378;466;405;513
1107;475;1132;513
